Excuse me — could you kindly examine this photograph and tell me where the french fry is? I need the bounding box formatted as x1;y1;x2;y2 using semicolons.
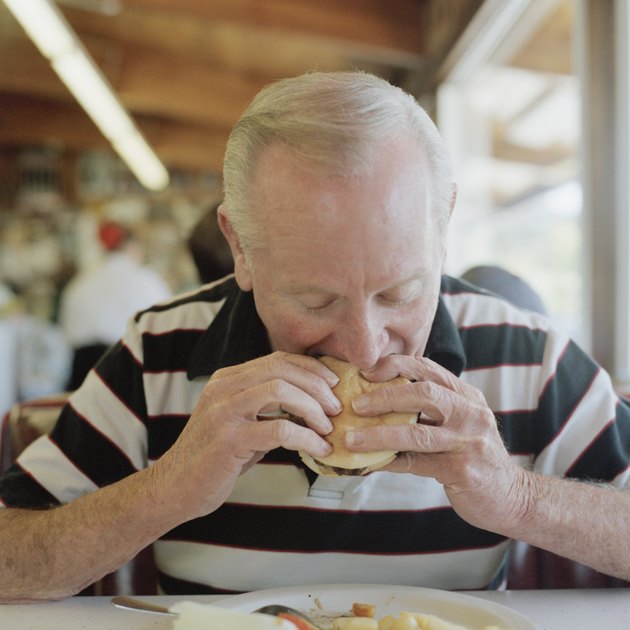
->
352;603;377;618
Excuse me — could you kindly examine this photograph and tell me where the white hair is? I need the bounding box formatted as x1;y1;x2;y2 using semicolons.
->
222;71;453;251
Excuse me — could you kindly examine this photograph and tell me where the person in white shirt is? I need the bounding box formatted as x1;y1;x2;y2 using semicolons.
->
58;220;171;389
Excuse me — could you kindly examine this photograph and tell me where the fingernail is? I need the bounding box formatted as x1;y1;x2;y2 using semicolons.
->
321;417;333;433
316;439;333;456
330;397;343;413
352;395;369;413
345;430;364;447
326;372;340;387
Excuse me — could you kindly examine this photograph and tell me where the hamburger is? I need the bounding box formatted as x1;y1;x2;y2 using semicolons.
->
299;355;417;476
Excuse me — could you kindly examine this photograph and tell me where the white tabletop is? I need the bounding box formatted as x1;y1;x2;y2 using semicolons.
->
1;590;629;630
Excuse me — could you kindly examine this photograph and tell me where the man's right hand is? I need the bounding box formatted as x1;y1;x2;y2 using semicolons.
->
153;351;339;520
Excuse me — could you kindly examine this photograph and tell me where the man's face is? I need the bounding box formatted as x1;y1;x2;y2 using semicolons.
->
226;138;447;371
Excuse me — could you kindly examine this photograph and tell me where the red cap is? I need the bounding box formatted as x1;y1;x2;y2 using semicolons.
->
98;221;128;251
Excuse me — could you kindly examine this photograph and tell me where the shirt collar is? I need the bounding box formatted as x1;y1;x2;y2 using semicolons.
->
187;275;466;379
187;278;271;380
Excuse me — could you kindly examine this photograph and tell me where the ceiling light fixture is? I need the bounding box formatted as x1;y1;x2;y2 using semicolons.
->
2;0;169;191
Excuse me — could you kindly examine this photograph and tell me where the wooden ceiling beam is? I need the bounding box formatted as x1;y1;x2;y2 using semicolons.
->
143;117;228;173
112;44;269;127
0;15;409;134
0;0;487;182
78;0;431;59
0;94;105;149
61;2;427;83
0;32;260;130
0;93;227;173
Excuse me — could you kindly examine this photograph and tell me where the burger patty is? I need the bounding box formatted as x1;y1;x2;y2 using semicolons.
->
311;458;368;476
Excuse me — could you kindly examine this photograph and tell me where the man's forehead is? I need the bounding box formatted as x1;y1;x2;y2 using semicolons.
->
254;150;428;210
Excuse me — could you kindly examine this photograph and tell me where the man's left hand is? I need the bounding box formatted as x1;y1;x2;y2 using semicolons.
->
345;355;532;534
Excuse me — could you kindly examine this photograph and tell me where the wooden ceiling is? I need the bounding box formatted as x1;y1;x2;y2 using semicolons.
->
0;0;485;178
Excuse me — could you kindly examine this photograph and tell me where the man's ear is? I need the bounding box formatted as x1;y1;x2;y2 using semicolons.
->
217;205;253;292
439;184;458;268
449;183;457;217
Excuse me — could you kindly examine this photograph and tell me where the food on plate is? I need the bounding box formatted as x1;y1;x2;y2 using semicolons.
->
374;611;507;630
278;612;319;630
376;611;468;629
168;601;514;630
333;617;378;629
299;356;417;476
170;601;299;629
332;602;378;628
352;603;376;618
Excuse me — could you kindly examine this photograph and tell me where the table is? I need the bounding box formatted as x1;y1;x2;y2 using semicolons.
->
1;590;629;630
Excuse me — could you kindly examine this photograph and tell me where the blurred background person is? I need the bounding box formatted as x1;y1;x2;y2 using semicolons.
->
461;264;547;316
0;281;71;413
58;220;171;390
0;282;19;415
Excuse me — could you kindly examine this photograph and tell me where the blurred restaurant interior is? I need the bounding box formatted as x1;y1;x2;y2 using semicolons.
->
0;0;629;416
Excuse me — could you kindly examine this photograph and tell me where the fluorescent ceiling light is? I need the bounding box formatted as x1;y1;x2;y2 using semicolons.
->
3;0;169;191
113;133;172;192
52;53;135;142
3;0;74;58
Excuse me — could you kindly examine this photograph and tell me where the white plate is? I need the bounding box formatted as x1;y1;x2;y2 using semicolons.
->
214;583;537;629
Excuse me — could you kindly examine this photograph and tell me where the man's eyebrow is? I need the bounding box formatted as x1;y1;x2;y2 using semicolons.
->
280;284;336;296
278;284;337;298
381;275;426;292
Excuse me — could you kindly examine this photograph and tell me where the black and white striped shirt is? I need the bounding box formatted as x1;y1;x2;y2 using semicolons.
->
2;275;629;594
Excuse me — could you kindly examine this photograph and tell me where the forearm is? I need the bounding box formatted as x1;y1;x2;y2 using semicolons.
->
508;471;630;580
0;465;176;602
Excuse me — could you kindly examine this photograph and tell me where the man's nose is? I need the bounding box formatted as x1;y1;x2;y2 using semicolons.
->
336;306;385;370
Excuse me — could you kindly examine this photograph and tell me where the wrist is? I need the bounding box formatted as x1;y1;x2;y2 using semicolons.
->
503;468;543;539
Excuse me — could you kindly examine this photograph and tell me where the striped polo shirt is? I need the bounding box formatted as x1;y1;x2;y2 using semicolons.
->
2;275;629;594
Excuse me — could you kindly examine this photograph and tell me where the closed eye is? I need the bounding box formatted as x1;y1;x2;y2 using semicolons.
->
304;300;337;313
379;296;411;307
377;277;424;307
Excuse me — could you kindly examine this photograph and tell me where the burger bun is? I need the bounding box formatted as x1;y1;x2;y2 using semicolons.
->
299;356;416;476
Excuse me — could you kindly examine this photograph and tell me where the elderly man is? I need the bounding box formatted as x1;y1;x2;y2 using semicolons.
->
1;71;629;601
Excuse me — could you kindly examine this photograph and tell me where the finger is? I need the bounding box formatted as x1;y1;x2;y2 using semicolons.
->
345;423;455;455
362;355;484;403
383;451;442;477
245;418;333;459
228;378;335;434
214;351;340;389
208;352;342;418
352;380;476;425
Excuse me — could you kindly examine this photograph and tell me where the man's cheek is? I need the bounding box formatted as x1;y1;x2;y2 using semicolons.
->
270;317;322;351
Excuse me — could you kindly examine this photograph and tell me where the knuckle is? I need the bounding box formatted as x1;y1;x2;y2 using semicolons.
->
264;351;290;370
480;408;497;429
260;354;277;373
469;432;490;453
211;365;233;380
407;424;435;451
270;418;293;443
377;383;398;405
264;377;287;399
419;381;442;400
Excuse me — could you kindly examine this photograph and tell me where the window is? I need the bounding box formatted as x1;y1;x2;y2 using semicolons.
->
438;0;584;342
